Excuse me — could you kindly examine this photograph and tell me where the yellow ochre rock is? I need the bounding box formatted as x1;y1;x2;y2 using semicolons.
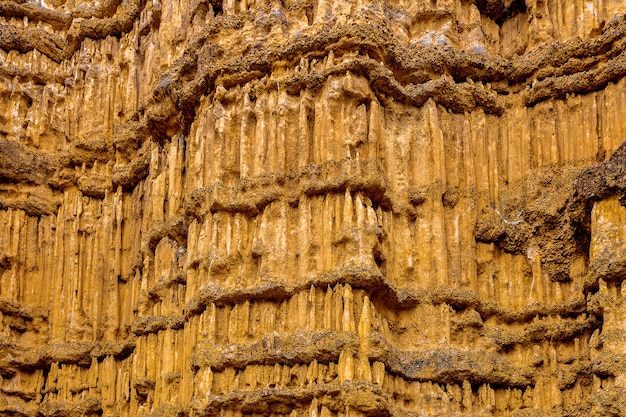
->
1;0;626;416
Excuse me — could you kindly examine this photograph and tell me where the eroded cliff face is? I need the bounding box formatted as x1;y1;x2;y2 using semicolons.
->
1;0;626;416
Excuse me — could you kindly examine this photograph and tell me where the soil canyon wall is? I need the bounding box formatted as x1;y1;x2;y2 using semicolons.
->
1;0;626;416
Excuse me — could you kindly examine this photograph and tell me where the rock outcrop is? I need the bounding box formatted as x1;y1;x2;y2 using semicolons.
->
1;0;626;416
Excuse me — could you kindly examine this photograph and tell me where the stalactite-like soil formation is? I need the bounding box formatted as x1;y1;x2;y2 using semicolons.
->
1;0;626;416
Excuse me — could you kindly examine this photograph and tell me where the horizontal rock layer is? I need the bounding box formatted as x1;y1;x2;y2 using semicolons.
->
1;0;626;416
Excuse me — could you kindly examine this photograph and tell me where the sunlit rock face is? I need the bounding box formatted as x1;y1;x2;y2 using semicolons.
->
1;0;626;416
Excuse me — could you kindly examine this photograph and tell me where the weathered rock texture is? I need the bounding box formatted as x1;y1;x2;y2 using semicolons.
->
1;0;626;416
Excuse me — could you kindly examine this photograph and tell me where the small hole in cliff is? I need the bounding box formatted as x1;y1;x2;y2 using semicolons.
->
305;4;315;25
136;391;148;405
210;0;223;15
373;246;386;273
287;374;299;387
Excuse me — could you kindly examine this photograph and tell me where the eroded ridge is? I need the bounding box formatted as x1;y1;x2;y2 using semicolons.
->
1;0;626;416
